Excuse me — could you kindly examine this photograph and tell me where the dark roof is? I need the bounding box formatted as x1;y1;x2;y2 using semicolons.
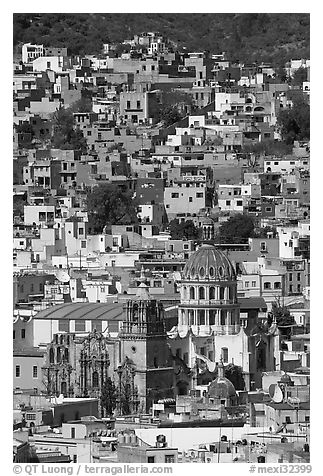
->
14;347;45;357
266;402;310;410
33;302;124;321
238;297;267;310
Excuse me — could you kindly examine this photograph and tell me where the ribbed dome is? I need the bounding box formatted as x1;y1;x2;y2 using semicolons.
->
208;376;237;399
182;244;236;281
280;372;292;384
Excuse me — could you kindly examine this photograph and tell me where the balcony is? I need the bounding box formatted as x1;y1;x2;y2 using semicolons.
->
180;299;237;306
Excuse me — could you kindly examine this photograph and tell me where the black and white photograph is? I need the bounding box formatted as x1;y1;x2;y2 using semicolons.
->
11;6;312;470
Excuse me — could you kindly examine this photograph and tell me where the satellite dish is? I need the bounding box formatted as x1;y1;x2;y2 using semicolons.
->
55;269;70;283
272;385;283;403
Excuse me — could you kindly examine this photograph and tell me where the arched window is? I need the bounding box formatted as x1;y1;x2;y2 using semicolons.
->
220;287;225;300
198;310;205;325
49;347;54;364
220;310;226;326
153;356;158;368
61;381;67;396
190;287;195;300
189;310;194;325
264;282;271;289
60;335;64;345
57;347;61;363
92;371;99;388
64;348;69;361
199;287;205;300
209;287;215;300
209;310;216;326
274;282;281;289
132;303;138;322
229;287;234;300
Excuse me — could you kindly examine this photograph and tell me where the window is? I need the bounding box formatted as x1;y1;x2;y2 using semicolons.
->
209;310;216;325
189;197;193;203
171;193;179;198
165;455;175;463
75;320;85;332
15;365;20;377
26;413;36;420
79;227;84;235
13;330;15;340
289;284;293;293
274;282;281;289
136;100;141;109
81;241;86;248
91;320;102;333
237;200;243;206
289;273;293;281
198;310;205;325
126;101;131;109
252;281;256;287
147;457;155;463
285;416;291;424
58;320;69;332
209;287;215;299
21;329;26;339
189;287;195;299
221;347;229;363
71;427;76;439
196;192;203;198
183;353;188;364
199;287;205;300
226;200;231;206
32;366;38;378
264;282;271;289
92;371;99;388
219;287;225;300
245;281;250;288
297;273;301;281
176;348;182;359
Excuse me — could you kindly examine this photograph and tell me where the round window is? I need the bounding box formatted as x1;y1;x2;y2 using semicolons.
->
209;266;214;277
218;266;224;277
200;267;205;277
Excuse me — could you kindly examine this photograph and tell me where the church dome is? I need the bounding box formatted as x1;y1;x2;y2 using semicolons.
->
208;376;237;399
182;244;236;281
280;372;292;384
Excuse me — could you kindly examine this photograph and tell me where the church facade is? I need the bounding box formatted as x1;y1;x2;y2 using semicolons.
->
167;244;281;392
42;245;281;413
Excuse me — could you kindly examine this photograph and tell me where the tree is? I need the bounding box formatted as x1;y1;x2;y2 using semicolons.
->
291;67;308;87
268;299;296;337
242;139;292;158
15;122;34;136
101;378;117;416
217;214;255;244
157;90;193;126
168;219;201;241
87;183;138;234
50;107;87;152
70;95;93;113
277;97;310;144
225;364;245;391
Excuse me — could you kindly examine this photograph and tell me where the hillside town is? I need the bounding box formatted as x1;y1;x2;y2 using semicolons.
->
13;25;310;465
